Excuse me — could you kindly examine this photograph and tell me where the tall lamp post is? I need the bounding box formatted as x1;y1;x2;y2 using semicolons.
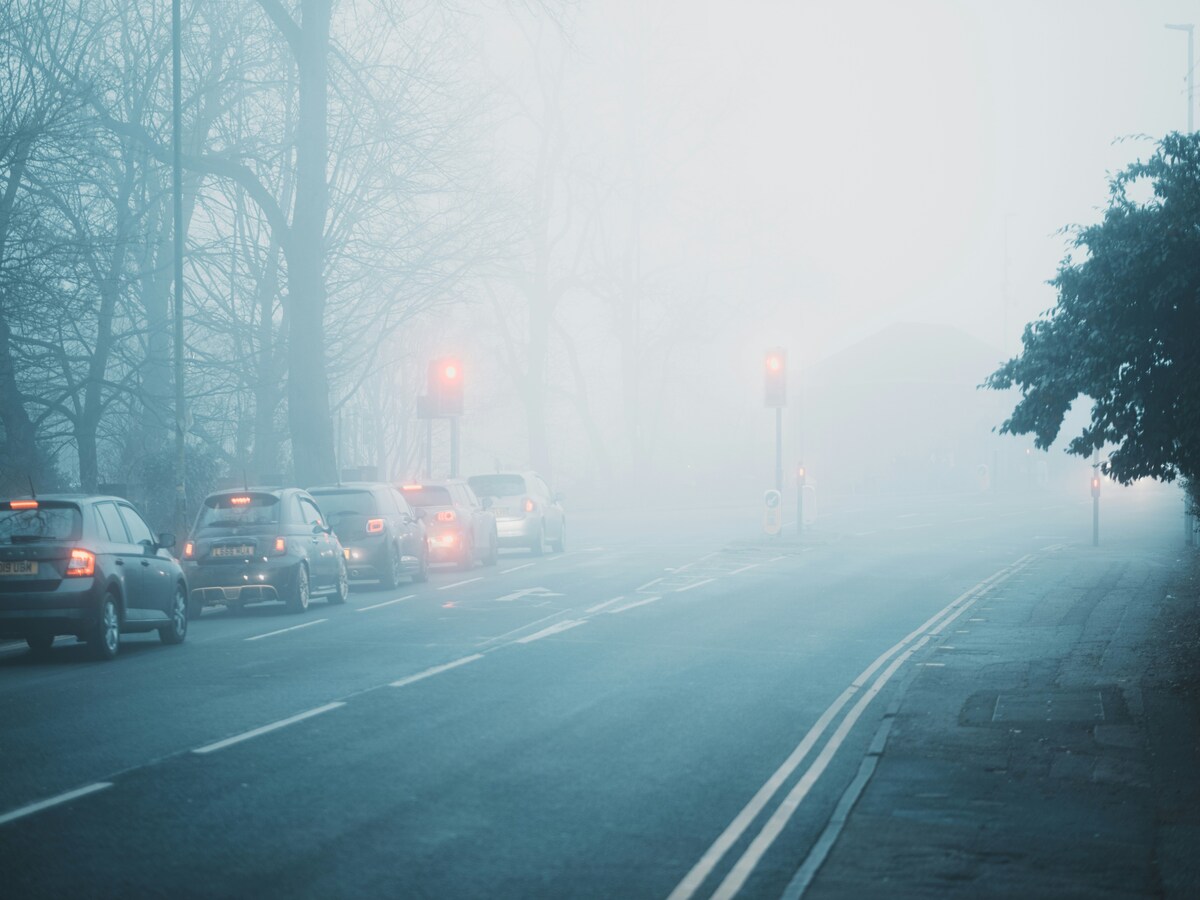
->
172;0;187;535
1166;23;1194;132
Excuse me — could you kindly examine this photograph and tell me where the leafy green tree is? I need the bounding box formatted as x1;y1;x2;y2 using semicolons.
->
987;132;1200;499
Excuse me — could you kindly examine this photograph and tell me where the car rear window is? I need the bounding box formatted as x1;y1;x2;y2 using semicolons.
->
467;474;526;498
310;490;376;517
194;493;281;530
0;502;82;543
399;486;452;507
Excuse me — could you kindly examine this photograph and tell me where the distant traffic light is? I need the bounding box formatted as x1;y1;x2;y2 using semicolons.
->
428;357;464;416
1091;474;1101;497
764;348;787;408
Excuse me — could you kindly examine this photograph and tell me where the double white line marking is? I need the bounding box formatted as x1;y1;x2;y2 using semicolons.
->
668;554;1035;900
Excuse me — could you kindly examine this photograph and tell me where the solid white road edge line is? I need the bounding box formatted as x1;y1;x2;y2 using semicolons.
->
390;654;484;687
0;782;113;827
711;638;931;900
438;577;483;590
192;702;346;755
356;594;416;612
666;554;1036;900
245;618;328;641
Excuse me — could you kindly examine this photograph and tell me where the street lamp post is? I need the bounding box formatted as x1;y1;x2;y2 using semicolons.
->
1166;23;1194;132
172;0;187;537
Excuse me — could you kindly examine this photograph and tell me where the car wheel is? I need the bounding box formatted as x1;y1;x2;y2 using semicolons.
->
328;559;349;605
485;529;498;566
458;535;474;571
550;522;566;553
25;633;54;654
412;543;429;583
382;543;401;590
530;523;545;556
159;583;188;644
187;593;204;621
287;565;310;614
91;594;121;661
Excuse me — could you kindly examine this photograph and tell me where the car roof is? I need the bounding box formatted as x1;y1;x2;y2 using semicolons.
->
308;482;390;492
2;493;127;505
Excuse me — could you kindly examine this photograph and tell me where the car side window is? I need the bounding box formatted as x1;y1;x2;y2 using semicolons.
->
533;476;550;500
299;497;325;529
118;504;155;545
95;502;130;542
459;485;479;508
391;489;413;518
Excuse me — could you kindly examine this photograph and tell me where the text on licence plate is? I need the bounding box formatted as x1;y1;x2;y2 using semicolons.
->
211;545;254;558
0;560;37;575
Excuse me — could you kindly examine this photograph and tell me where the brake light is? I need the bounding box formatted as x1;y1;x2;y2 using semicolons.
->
367;518;385;534
524;498;535;513
401;484;422;491
183;541;194;559
9;500;38;510
229;496;252;506
272;537;287;555
65;548;95;577
436;510;456;522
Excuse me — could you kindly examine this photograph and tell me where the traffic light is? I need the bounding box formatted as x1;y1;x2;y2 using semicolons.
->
428;357;464;416
796;464;806;486
1091;473;1101;498
764;347;787;408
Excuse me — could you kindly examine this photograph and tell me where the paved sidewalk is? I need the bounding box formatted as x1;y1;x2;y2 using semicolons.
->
803;536;1200;898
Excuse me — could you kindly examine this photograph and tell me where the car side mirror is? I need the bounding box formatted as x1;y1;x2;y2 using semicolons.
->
312;523;324;535
157;532;177;550
415;508;427;521
481;497;493;510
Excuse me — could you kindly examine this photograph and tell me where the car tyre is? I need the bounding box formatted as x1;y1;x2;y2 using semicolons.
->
91;594;121;661
412;543;429;583
287;565;310;614
159;583;188;644
529;523;545;556
484;530;498;566
187;593;204;621
328;559;349;605
25;633;54;655
550;522;566;553
457;535;474;571
382;543;402;590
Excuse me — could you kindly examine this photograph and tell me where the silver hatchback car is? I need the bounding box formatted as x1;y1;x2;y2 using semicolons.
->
467;472;565;555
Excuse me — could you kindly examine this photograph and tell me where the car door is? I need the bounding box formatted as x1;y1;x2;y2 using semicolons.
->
391;488;424;561
298;494;338;588
117;502;174;616
458;484;488;552
93;501;144;606
534;474;564;541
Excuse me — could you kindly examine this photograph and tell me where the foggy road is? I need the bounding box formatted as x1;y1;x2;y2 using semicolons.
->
0;486;1184;898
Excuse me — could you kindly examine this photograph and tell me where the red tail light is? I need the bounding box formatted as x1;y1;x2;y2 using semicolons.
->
367;518;385;534
524;498;535;513
66;548;95;577
271;537;287;555
436;510;456;522
183;541;194;559
9;500;38;510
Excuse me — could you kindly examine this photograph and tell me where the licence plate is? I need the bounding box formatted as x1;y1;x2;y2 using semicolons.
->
211;545;254;558
0;560;37;575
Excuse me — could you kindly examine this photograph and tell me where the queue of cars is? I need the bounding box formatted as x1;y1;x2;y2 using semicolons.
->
0;470;563;661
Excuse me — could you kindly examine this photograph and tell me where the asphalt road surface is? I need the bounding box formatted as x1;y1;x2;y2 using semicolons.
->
0;483;1183;898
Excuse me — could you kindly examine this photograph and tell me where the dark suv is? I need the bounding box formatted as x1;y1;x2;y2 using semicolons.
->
308;482;429;588
0;495;188;660
182;488;348;615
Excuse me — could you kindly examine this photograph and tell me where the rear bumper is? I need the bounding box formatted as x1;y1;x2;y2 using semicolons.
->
184;558;299;606
0;601;100;638
496;516;539;546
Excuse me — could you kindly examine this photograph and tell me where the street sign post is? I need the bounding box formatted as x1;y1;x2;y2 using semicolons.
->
763;489;783;536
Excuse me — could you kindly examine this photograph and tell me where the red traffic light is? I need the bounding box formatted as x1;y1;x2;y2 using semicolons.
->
764;347;787;408
428;357;464;416
443;361;460;381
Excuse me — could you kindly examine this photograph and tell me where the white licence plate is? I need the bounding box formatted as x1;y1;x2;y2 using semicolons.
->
0;560;37;575
211;545;254;558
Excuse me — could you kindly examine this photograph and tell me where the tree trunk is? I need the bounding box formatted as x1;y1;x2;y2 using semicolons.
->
285;0;335;486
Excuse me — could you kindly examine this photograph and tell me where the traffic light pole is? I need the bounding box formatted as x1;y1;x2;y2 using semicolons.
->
774;408;783;494
450;417;460;478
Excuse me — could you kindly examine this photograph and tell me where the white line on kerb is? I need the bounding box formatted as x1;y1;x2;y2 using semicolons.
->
0;782;113;826
438;577;483;590
500;563;535;574
192;702;345;755
390;654;483;688
356;594;415;612
667;554;1035;900
245;618;328;641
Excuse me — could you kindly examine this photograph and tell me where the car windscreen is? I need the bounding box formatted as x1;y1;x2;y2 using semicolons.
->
310;490;376;518
194;493;281;530
400;486;452;507
0;503;82;543
467;474;526;498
